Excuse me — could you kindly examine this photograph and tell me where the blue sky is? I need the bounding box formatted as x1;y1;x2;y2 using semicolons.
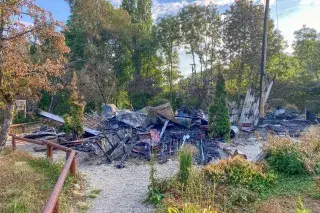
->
35;0;320;75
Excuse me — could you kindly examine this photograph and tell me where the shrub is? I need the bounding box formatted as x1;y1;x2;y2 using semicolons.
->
168;203;219;213
226;185;259;208
267;150;306;175
208;71;230;141
179;145;198;184
263;129;320;175
203;156;276;191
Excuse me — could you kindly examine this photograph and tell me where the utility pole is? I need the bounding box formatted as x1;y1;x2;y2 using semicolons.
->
258;0;270;125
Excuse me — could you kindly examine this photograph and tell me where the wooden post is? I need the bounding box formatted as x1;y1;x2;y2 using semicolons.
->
70;156;77;183
258;0;270;125
21;125;25;134
12;136;16;150
53;200;59;213
47;144;53;161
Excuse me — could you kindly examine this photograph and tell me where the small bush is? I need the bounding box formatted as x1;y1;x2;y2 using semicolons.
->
263;129;320;175
267;150;306;175
179;145;198;184
167;203;219;213
226;185;259;208
203;156;276;191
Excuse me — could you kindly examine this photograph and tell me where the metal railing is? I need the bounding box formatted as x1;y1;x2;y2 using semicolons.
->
10;134;77;213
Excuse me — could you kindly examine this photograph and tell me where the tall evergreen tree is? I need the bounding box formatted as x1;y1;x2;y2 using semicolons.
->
64;72;85;140
209;70;230;141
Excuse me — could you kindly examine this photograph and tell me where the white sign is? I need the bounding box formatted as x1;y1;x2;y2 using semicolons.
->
15;100;26;118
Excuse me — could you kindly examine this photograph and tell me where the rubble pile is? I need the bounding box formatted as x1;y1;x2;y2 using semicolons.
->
74;103;220;167
263;107;314;136
27;98;318;167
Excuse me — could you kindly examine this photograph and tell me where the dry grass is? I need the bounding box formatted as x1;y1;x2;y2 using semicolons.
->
256;196;320;213
0;147;85;213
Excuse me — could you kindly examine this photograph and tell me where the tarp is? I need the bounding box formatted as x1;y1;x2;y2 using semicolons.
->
116;110;147;128
35;109;101;136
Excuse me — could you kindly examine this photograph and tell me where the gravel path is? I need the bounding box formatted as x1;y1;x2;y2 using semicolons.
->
79;158;179;213
10;140;179;213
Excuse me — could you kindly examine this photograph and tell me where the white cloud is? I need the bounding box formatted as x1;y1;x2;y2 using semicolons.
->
299;0;320;6
152;0;234;20
152;0;276;21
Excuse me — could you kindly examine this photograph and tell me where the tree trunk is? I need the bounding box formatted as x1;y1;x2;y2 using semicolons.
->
170;44;173;105
49;94;57;113
0;102;15;148
237;62;244;104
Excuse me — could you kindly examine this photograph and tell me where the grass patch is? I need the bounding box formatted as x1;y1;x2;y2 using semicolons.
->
0;147;84;213
262;175;316;198
88;189;102;199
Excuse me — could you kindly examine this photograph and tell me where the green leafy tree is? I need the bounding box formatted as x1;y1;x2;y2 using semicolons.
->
209;70;230;141
65;0;132;108
157;16;182;103
293;25;320;81
223;0;285;102
64;72;85;140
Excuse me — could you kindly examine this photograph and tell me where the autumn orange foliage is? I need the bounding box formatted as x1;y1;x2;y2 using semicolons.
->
0;0;69;146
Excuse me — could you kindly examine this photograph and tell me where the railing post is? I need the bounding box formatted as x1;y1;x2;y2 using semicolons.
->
21;125;25;134
70;155;77;183
53;200;59;213
47;144;53;161
12;136;16;150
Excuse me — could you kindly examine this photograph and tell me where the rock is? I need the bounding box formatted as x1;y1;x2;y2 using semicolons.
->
74;183;81;190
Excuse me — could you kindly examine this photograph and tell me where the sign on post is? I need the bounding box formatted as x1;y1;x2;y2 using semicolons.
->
15;100;27;118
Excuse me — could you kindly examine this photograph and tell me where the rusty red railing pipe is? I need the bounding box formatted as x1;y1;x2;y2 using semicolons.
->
9;134;78;213
9;134;46;146
42;150;76;213
46;141;73;152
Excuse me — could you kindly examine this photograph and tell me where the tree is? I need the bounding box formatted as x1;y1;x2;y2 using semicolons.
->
223;0;285;102
293;26;320;81
121;0;153;75
208;70;230;141
157;16;181;103
64;72;85;140
65;0;132;107
177;5;221;109
0;0;69;147
178;5;203;80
